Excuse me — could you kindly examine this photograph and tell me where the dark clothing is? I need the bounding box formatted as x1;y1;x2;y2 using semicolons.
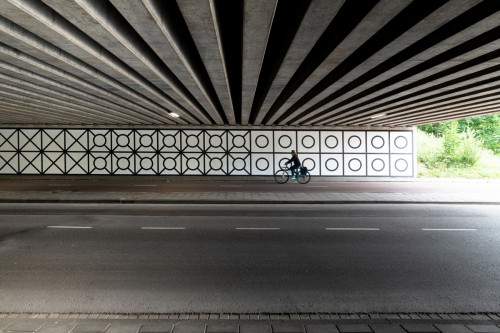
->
286;155;301;177
286;155;301;167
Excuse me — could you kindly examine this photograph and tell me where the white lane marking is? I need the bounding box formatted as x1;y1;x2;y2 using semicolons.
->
236;228;280;230
134;185;157;187
326;228;380;231
48;184;72;187
47;226;92;229
141;227;186;230
422;229;477;231
220;185;242;188
307;186;327;188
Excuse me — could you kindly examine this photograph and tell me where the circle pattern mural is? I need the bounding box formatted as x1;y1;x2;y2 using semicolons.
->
0;129;414;177
186;157;199;170
395;136;408;149
117;157;130;170
279;135;292;149
256;158;269;171
395;158;408;172
256;135;269;149
325;135;339;149
233;135;246;148
140;157;153;170
210;135;223;148
233;158;246;171
140;135;153;147
371;158;385;172
348;136;362;149
210;157;223;171
371;136;385;150
164;157;176;170
116;134;129;148
325;158;339;172
186;135;199;148
302;158;316;171
163;135;176;148
93;134;106;148
348;158;362;172
94;157;107;170
301;135;315;149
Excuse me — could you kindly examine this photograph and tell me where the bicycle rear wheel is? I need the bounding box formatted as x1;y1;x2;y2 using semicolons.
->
274;169;289;184
297;171;311;184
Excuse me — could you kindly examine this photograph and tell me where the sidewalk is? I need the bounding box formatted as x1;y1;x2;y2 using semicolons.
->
0;178;499;204
1;313;500;333
1;189;500;204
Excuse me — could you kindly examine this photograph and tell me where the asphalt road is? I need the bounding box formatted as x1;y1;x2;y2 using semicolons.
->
0;203;499;314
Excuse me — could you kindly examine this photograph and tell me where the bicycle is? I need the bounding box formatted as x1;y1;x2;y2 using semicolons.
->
274;163;311;184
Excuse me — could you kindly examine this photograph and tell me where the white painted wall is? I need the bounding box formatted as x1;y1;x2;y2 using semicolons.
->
0;128;414;177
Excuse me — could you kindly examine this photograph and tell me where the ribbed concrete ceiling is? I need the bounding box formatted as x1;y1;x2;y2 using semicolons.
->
0;0;499;127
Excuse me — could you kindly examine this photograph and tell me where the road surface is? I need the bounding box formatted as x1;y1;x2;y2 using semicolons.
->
0;203;499;314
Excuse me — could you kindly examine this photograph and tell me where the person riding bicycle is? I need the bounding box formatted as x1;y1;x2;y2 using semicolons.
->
285;150;301;180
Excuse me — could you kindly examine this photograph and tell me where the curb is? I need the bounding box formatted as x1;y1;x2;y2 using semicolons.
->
1;312;499;321
0;199;499;205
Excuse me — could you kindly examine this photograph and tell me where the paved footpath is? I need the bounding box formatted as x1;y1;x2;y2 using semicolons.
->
0;177;499;204
1;314;500;333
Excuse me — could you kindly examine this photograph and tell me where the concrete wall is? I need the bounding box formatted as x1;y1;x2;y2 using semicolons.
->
0;128;414;177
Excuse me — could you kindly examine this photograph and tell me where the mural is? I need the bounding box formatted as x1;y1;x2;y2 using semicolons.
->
0;129;414;177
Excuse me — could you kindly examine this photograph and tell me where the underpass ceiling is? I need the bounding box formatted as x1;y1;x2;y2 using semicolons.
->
0;0;499;128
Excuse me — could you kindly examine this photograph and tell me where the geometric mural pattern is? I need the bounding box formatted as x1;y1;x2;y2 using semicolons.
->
0;129;414;177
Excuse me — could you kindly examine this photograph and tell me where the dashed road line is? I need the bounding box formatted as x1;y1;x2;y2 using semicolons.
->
47;226;93;229
326;228;380;231
236;227;280;230
422;228;477;231
43;226;481;232
141;227;187;230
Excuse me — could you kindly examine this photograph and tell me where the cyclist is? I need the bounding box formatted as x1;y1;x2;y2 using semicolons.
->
285;150;301;180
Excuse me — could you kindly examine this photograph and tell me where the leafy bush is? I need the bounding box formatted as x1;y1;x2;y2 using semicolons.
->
458;114;500;155
417;130;445;169
452;128;483;167
417;127;483;169
418;114;500;155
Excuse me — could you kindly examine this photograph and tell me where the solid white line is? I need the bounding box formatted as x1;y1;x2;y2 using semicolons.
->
47;226;92;229
141;227;186;230
422;229;477;231
220;185;242;187
48;184;72;187
326;228;380;231
236;228;280;230
134;185;157;187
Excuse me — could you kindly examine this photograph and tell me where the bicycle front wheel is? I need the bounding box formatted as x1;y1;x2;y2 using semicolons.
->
274;169;289;184
297;171;311;184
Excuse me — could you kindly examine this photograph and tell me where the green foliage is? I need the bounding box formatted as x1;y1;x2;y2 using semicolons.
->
417;149;500;179
442;122;460;165
457;114;500;155
417;114;500;155
418;123;445;137
416;130;445;169
414;114;499;177
452;128;483;167
417;126;483;170
416;127;500;178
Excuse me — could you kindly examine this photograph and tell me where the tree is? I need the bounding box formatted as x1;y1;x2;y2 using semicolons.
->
418;114;500;155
